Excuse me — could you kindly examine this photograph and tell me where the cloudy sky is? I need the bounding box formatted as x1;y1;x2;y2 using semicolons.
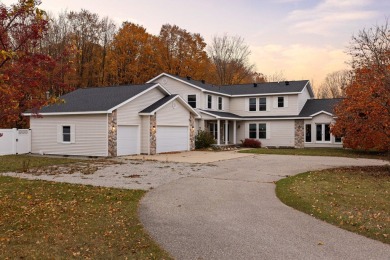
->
4;0;389;89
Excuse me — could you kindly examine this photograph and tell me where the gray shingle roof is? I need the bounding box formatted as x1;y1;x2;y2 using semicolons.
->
139;95;178;113
35;84;157;113
200;110;242;119
166;74;313;96
299;99;342;117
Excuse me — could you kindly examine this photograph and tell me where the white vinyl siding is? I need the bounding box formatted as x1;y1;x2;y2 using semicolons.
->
156;100;189;126
141;116;150;154
153;76;205;109
30;115;108;156
298;86;312;113
245;121;294;147
230;95;298;116
117;87;165;125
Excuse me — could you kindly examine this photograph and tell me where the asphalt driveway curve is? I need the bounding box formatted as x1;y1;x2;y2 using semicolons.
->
139;155;390;260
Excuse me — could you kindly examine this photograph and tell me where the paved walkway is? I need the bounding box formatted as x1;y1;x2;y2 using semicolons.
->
139;155;390;259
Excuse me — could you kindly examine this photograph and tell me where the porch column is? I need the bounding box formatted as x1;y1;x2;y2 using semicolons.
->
225;120;228;145
217;119;221;145
233;120;237;144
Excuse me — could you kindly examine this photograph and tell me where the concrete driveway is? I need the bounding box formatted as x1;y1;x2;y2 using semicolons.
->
139;155;390;260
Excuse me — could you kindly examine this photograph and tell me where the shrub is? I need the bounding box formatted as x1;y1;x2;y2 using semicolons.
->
241;138;261;148
195;130;216;149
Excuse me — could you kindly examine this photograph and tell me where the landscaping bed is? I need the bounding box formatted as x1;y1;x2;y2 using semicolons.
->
276;166;390;244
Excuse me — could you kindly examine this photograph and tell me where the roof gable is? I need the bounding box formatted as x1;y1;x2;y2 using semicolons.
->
299;98;342;117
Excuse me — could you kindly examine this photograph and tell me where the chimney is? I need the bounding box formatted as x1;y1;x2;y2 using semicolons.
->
201;80;205;84
186;76;191;80
285;81;290;85
253;83;258;87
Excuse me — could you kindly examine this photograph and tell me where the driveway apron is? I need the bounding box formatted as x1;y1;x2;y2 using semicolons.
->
139;155;390;260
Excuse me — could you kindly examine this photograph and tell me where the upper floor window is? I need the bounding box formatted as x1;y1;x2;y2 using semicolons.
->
249;98;256;111
218;97;223;110
278;97;284;107
187;95;196;108
207;95;212;109
259;97;266;111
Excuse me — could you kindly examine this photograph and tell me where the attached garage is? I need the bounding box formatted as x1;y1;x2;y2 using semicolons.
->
117;125;139;155
156;126;188;153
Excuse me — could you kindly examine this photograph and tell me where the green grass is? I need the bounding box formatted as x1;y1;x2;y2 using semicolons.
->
240;148;388;160
276;166;390;244
0;176;172;259
0;155;80;173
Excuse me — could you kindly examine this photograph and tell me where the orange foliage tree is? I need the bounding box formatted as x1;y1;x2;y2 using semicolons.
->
331;20;390;152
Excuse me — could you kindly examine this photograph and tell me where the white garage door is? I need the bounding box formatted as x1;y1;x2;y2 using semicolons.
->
117;126;139;156
156;126;188;153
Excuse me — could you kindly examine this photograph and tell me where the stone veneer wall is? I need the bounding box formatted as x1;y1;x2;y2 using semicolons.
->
294;119;304;148
108;110;117;156
149;114;156;155
189;113;195;150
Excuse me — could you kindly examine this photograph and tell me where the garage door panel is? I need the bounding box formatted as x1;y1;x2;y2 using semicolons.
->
117;126;139;155
157;126;188;153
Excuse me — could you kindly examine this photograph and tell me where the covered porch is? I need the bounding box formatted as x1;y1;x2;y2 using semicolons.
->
199;110;242;146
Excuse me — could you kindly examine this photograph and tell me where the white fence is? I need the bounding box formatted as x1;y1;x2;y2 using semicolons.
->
0;129;31;155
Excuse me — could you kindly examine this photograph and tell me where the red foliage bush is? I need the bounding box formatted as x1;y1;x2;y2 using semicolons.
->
242;138;261;148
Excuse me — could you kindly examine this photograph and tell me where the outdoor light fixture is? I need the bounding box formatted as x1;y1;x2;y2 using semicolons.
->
112;126;116;131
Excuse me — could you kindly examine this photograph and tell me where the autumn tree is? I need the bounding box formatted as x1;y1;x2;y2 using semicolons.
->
332;20;390;151
317;70;351;98
208;34;256;85
0;0;72;128
106;22;159;85
157;24;211;81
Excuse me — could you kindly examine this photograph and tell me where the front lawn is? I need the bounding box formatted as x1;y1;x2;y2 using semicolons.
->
0;176;172;259
0;155;80;173
276;166;390;244
240;148;388;160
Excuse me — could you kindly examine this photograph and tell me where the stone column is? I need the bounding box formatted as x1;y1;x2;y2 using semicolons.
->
108;110;117;157
150;114;156;155
294;119;304;148
189;113;195;150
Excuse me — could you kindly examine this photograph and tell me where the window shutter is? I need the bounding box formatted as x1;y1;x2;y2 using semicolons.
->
70;124;76;143
285;96;288;108
57;125;62;143
266;97;271;111
273;97;277;108
245;98;249;111
266;123;271;139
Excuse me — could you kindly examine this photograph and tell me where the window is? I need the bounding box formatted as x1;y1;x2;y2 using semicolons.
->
207;95;212;109
335;136;342;143
218;97;223;110
63;126;71;142
316;123;331;142
249;98;256;111
278;97;284;107
249;124;257;138
259;97;266;111
258;123;266;139
187;95;196;108
209;123;218;139
305;124;312;142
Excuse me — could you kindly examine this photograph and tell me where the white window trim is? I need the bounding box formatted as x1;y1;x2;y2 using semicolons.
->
187;94;197;108
218;96;223;110
57;124;75;144
247;122;268;139
207;94;212;109
315;123;331;143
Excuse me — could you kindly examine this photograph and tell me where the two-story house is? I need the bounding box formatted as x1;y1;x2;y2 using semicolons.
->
24;73;342;157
